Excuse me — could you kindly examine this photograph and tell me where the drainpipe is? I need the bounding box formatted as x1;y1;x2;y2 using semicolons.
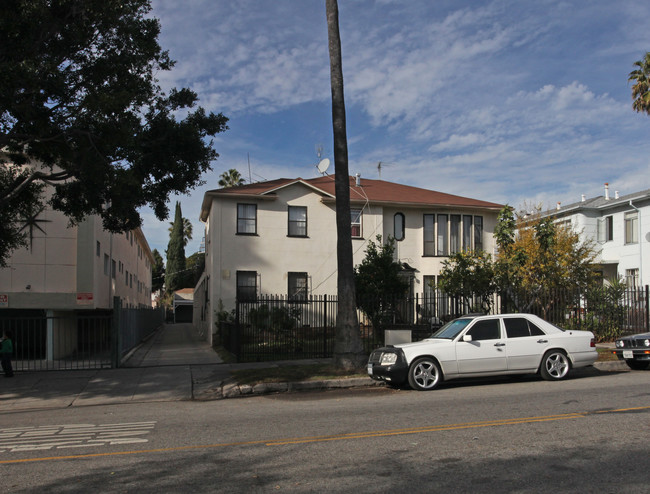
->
629;200;643;286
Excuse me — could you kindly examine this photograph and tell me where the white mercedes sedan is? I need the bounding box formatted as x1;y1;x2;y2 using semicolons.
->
367;313;597;391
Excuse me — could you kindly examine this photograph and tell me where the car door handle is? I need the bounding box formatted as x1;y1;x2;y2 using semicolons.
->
494;342;506;347
537;339;548;344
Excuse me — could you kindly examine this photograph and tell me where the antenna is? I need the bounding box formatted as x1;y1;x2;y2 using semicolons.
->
377;161;394;177
317;158;330;175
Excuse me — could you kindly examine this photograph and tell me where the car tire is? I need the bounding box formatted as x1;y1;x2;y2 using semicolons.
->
540;350;570;381
407;357;442;391
625;360;650;370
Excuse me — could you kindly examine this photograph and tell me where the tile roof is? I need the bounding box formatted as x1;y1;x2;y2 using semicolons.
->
205;175;503;209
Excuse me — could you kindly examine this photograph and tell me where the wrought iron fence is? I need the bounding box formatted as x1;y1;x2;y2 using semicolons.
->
226;285;649;362
0;311;113;371
0;300;163;371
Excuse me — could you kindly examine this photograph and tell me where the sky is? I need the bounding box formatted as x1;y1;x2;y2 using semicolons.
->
141;0;650;258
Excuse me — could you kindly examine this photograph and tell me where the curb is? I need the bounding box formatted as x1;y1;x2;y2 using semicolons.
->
193;360;631;401
193;376;385;401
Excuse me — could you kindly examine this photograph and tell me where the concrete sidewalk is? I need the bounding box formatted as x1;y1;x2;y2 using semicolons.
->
0;325;630;412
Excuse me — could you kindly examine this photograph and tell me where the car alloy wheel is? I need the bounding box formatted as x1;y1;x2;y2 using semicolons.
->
540;350;570;380
407;357;442;391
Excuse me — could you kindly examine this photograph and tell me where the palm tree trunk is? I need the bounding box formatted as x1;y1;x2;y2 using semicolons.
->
326;0;365;369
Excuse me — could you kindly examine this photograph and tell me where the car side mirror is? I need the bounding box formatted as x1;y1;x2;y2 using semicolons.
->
462;334;473;342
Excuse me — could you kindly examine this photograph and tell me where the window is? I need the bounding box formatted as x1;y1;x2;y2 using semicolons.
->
626;268;639;288
450;215;460;254
423;215;435;256
111;259;116;279
599;216;614;242
237;204;257;234
504;318;545;338
474;216;483;251
463;215;473;251
466;319;501;341
130;273;133;288
237;271;257;301
125;270;129;286
288;272;308;302
394;213;405;241
104;254;109;276
288;206;307;237
625;212;638;244
96;241;101;257
437;214;448;256
351;209;362;238
422;275;437;318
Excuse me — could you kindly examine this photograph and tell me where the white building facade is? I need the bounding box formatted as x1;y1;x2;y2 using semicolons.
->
0;203;154;313
194;175;503;343
543;185;650;288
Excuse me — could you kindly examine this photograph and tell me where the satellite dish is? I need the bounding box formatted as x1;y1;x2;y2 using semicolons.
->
317;158;330;174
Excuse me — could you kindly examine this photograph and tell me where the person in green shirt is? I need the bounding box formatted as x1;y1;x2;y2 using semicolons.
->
1;331;14;377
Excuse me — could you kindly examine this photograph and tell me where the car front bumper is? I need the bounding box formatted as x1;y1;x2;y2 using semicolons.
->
367;348;409;384
612;349;650;361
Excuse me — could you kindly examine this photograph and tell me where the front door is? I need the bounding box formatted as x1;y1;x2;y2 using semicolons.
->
456;318;507;374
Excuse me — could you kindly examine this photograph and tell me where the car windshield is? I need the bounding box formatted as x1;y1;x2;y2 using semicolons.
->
430;318;473;339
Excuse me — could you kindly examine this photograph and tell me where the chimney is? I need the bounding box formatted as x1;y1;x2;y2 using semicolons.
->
556;202;561;210
355;173;361;187
604;182;609;200
615;190;619;199
581;194;586;202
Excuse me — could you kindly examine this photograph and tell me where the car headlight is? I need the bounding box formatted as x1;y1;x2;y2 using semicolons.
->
380;352;398;365
644;339;650;348
615;340;624;348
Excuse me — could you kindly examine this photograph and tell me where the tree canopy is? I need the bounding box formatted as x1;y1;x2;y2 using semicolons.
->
437;250;496;313
629;51;650;115
354;235;408;331
0;0;228;266
494;205;597;311
151;249;165;294
218;169;245;188
165;202;187;293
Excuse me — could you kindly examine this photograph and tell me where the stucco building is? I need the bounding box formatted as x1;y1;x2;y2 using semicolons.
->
194;175;503;343
542;184;650;287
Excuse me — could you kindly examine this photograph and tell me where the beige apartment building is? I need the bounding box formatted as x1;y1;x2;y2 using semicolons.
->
0;202;154;313
194;174;503;344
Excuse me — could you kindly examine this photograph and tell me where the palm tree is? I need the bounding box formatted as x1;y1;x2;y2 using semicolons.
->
629;52;650;115
218;168;245;188
326;0;366;370
168;217;193;248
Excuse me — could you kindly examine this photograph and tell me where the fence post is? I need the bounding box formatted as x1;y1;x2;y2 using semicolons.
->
323;294;328;357
234;298;241;360
646;285;649;332
111;297;121;368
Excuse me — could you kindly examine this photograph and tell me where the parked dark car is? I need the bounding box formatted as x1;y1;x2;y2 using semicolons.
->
612;332;650;370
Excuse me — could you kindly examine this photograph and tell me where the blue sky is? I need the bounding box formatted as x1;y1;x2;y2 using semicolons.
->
142;0;650;257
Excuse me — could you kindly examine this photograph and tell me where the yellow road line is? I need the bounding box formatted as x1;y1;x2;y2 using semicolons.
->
1;406;648;465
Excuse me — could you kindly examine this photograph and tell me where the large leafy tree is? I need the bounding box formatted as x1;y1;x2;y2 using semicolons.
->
165;202;187;293
354;235;408;333
0;0;228;266
629;51;650;115
218;168;245;188
151;249;165;294
494;206;597;312
437;251;496;313
326;0;365;369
